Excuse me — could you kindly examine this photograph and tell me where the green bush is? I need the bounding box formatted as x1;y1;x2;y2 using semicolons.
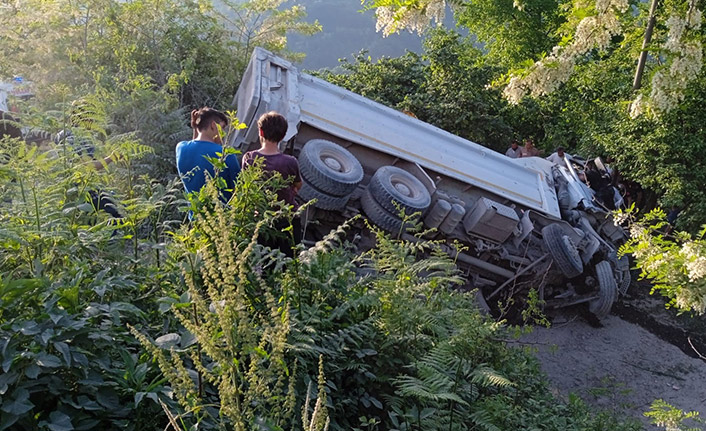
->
0;120;183;430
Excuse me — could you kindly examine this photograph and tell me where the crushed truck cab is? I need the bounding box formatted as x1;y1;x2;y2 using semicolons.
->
232;48;629;318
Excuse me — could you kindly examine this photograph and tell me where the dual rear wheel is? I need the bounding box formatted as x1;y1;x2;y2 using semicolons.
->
298;139;431;232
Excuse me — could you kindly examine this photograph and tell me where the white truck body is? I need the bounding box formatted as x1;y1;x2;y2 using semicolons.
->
232;48;628;318
234;48;560;219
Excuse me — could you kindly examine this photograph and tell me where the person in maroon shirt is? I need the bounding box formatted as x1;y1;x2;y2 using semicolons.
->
242;111;302;257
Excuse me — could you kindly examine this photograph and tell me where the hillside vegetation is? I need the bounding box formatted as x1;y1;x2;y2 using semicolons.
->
1;0;705;429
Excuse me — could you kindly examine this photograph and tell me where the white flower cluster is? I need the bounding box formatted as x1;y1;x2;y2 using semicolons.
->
513;0;525;12
375;6;397;35
375;0;446;37
503;0;629;104
629;94;645;118
674;288;706;315
613;211;630;226
674;240;706;313
630;6;704;118
681;241;706;281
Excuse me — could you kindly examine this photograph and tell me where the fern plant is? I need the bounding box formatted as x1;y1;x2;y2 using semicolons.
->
134;165;329;430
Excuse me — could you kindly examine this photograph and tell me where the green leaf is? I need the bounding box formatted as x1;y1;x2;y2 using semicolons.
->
36;353;62;368
134;392;145;407
420;407;436;419
24;364;40;379
146;392;160;404
14;320;40;336
1;356;12;373
75;395;102;411
154;333;180;349
370;397;383;409
77;202;95;212
53;342;72;366
109;302;143;316
48;310;66;324
45;411;74;431
1;388;34;415
96;387;119;410
180;330;197;348
72;352;89;367
157;296;177;313
40;328;55;346
0;412;19;431
73;417;101;431
0;371;18;394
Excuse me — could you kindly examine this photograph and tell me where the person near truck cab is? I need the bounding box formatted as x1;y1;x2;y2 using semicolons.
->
585;160;615;210
241;111;302;257
176;107;240;203
505;141;522;158
546;147;566;165
519;139;540;158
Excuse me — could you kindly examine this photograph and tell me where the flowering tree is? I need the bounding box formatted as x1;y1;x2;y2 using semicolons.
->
364;0;704;118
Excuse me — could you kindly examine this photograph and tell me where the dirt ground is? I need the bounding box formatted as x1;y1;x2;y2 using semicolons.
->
517;306;706;430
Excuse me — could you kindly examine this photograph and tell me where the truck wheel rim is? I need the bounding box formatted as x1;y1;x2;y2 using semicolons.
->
323;156;342;172
393;182;412;197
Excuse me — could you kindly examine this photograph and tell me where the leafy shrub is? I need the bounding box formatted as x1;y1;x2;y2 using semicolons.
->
0;120;183;430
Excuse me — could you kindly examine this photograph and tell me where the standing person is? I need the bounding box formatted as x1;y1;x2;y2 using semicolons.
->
55;101;123;220
546;146;566;165
505;141;522;158
585;160;615;210
519;139;540;158
176;107;240;203
241;111;302;257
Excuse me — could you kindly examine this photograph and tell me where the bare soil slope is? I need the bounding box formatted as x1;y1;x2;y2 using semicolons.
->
518;312;706;430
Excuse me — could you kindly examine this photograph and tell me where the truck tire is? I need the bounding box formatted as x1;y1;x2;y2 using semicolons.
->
542;224;583;278
616;255;631;295
368;166;431;216
299;139;364;197
589;260;618;318
298;182;350;211
361;189;403;233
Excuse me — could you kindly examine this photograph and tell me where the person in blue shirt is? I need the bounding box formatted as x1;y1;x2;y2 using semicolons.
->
176;107;240;204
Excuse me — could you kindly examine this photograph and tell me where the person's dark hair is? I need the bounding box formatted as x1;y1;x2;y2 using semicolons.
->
557;146;565;152
257;111;288;143
192;107;228;131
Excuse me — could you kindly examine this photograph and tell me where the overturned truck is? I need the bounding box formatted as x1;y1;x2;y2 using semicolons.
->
231;48;630;318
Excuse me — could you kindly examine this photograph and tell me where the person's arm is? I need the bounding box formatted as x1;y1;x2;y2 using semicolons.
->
241;151;251;170
292;177;303;192
292;158;302;193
